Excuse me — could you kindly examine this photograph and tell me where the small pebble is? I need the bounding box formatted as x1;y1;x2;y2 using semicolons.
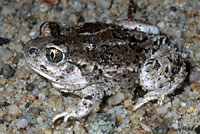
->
29;29;38;37
0;37;10;46
156;106;168;115
70;1;83;12
180;102;186;107
0;48;13;62
87;3;96;10
140;123;152;132
187;105;194;113
7;86;13;92
190;82;200;91
171;123;178;130
21;35;31;43
8;104;20;115
1;5;16;15
124;99;133;108
37;116;43;124
26;83;34;92
157;21;165;29
44;129;53;134
0;119;5;124
40;3;49;12
39;93;46;100
107;92;127;105
96;0;112;9
25;102;30;108
15;119;29;129
16;67;30;79
0;64;14;78
171;110;179;119
172;97;180;107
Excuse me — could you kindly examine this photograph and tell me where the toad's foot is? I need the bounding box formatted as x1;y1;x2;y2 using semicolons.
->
133;91;161;111
52;84;104;126
133;90;170;110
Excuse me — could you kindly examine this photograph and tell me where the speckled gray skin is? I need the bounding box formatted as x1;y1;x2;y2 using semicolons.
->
24;21;187;125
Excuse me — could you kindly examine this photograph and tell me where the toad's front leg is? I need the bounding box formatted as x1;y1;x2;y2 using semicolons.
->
52;84;104;125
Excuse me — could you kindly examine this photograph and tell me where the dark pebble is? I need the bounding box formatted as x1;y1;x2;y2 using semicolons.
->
0;37;10;46
0;119;5;124
25;102;30;108
26;83;34;91
0;64;14;78
195;125;200;134
12;53;23;64
1;102;10;107
170;6;177;12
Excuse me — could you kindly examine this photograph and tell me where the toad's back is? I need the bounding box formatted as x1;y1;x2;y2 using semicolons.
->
56;22;170;88
63;22;163;66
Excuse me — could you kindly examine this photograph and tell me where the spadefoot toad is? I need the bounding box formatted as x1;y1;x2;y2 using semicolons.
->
24;21;187;125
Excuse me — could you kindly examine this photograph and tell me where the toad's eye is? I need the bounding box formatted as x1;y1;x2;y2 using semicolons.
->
45;47;65;63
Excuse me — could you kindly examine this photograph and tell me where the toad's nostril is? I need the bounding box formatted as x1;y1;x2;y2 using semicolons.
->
29;47;38;55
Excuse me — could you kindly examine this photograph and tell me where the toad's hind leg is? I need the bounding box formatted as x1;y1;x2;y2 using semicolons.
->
133;48;187;110
52;84;104;125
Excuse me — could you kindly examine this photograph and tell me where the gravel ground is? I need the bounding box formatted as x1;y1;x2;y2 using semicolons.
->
0;0;200;134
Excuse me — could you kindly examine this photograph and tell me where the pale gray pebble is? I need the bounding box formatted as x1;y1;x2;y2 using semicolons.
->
0;87;3;91
40;3;49;12
29;28;38;37
15;119;29;129
0;48;13;61
172;123;179;130
107;92;127;106
156;106;168;115
1;5;16;15
171;110;179;119
172;97;181;107
32;88;40;96
0;64;14;78
87;3;96;10
87;113;116;134
36;116;43;124
96;0;112;9
8;104;20;115
70;1;84;12
157;21;165;29
7;85;13;92
39;93;46;100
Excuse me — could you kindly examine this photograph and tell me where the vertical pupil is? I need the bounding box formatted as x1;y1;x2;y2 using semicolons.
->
46;47;64;63
50;51;54;59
